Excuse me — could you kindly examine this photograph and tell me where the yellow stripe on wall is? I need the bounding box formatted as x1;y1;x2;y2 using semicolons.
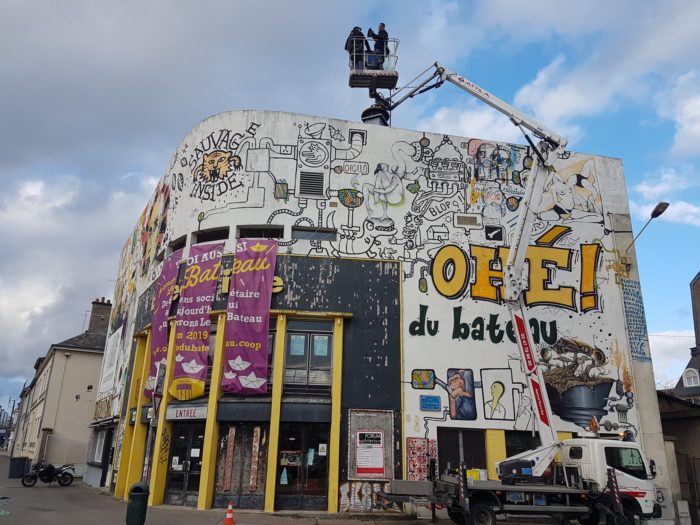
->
485;429;507;480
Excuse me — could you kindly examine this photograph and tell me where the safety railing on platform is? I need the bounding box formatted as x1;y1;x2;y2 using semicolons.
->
346;36;399;72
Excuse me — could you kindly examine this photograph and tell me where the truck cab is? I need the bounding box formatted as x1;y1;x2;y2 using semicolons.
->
561;438;661;519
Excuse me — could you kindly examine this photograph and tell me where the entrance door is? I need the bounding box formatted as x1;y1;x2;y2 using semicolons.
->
275;422;329;510
165;423;205;506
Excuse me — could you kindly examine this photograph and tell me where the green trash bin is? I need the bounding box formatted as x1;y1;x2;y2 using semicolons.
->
126;482;149;525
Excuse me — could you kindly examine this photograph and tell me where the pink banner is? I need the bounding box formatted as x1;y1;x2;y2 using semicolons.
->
146;248;183;398
222;239;278;394
169;242;223;401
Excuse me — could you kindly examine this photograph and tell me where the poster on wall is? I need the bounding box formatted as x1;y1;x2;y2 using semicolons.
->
169;242;223;401
356;431;385;478
221;239;278;395
145;248;182;398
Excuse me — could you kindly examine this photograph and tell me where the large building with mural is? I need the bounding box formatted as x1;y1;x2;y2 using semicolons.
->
105;109;667;513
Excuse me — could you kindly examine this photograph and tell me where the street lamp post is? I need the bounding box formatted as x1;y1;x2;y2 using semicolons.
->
625;201;669;254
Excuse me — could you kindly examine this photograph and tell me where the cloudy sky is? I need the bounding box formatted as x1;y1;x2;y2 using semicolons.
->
2;0;699;410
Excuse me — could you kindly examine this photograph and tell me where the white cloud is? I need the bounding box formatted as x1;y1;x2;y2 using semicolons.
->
503;2;700;144
633;168;695;201
629;200;700;227
656;71;700;157
649;330;695;388
416;100;524;144
0;176;150;379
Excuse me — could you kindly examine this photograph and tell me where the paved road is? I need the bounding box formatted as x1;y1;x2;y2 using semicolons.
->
0;455;450;524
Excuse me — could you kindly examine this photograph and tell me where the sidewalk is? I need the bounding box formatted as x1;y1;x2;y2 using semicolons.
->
0;453;446;524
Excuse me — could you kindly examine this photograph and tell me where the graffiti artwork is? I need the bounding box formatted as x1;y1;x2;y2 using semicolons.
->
109;110;645;476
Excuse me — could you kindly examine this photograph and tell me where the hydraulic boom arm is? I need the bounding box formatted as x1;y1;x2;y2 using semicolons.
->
436;63;568;465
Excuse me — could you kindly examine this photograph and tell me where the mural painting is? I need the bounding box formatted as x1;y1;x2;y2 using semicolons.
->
107;110;645;494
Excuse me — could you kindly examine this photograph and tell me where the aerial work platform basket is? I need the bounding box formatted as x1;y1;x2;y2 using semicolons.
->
347;37;399;90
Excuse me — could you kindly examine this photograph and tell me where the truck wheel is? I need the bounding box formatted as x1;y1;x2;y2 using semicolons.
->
447;507;465;525
579;510;600;525
605;509;637;525
470;503;497;525
623;509;637;525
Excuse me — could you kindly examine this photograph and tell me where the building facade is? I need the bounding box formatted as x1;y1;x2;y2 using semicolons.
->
108;110;671;514
85;300;131;488
12;299;110;477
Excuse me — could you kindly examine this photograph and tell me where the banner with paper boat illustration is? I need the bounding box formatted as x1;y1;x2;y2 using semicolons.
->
169;242;223;401
222;239;278;394
146;248;183;398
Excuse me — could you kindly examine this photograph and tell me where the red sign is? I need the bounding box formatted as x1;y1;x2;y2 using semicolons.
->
514;314;535;373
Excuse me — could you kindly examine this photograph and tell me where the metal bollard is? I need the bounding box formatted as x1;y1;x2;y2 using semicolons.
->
125;482;149;525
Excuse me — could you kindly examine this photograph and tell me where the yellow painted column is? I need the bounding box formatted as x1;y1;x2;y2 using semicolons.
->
485;429;507;480
114;333;148;498
555;432;573;462
327;317;344;512
148;321;178;506
264;315;287;512
197;313;227;509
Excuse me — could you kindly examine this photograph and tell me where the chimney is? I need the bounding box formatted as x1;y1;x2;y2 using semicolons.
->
692;347;699;358
88;297;112;335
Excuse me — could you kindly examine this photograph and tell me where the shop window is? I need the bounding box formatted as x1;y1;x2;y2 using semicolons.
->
194;227;229;244
291;226;337;242
237;225;284;239
283;320;333;394
683;369;699;387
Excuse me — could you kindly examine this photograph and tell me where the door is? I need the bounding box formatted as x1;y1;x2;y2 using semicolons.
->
164;423;205;506
99;427;114;487
214;423;269;509
437;427;486;476
275;422;329;510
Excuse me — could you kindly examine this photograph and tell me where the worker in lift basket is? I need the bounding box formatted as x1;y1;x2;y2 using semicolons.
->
344;26;370;70
367;23;388;68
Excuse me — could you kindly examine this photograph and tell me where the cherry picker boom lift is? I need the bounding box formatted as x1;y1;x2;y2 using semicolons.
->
364;62;662;525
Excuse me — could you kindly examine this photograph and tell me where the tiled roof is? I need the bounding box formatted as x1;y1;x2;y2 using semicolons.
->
53;331;106;352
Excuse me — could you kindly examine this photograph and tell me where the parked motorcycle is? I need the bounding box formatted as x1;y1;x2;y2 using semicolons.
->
21;461;75;487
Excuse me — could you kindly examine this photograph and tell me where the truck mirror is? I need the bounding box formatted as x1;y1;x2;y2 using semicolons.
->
649;459;657;479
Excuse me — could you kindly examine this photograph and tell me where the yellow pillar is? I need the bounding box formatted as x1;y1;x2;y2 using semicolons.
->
148;321;177;506
114;336;147;498
485;429;507;480
264;315;287;512
197;313;227;509
117;330;151;501
327;317;344;512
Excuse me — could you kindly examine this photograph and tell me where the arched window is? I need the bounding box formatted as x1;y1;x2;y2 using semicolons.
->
683;368;700;387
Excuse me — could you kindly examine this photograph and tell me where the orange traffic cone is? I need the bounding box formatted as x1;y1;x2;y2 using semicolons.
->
223;500;236;525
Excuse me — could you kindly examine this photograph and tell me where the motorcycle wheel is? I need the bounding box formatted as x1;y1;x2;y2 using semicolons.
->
21;473;38;487
58;472;74;487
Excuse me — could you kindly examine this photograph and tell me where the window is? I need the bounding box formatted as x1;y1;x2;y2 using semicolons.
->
569;447;583;459
237;225;284;239
169;235;186;254
605;446;647;480
505;431;541;458
291;226;337;242
93;431;106;463
683;369;699;387
283;320;333;394
194;227;229;244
